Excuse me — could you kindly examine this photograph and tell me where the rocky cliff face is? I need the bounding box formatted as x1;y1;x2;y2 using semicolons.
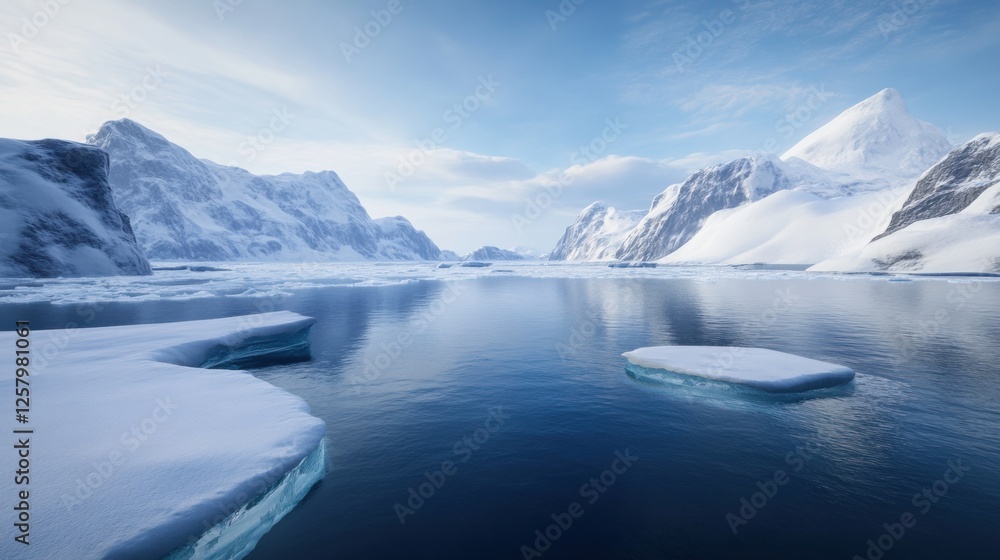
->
615;156;791;261
0;138;151;278
875;133;1000;241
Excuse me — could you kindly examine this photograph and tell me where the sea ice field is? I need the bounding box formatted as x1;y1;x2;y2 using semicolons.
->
1;263;998;559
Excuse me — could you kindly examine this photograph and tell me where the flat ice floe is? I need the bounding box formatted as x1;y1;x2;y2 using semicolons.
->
0;312;325;560
622;346;855;393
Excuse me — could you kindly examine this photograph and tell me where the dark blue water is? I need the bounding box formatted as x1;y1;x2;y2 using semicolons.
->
4;276;999;559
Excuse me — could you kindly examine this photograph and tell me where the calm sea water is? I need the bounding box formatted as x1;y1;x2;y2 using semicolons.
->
4;276;999;559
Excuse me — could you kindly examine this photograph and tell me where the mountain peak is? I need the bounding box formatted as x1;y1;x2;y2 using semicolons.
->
88;118;180;160
872;87;902;103
580;201;609;214
91;118;165;141
782;88;951;178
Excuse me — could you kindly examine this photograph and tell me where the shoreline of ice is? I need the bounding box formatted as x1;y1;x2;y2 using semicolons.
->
163;439;327;560
0;261;997;306
0;312;326;560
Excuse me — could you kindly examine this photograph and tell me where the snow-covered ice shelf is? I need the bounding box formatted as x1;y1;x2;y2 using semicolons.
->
0;312;326;560
622;346;856;393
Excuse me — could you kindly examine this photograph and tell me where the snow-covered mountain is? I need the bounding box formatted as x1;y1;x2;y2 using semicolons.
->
509;245;547;259
88;119;443;262
372;216;443;261
813;133;1000;272
782;88;952;187
549;202;644;261
0;138;151;278
464;246;534;261
615;156;799;261
550;88;988;269
875;132;1000;240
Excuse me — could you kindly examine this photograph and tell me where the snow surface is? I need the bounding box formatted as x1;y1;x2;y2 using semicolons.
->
781;88;952;181
622;346;856;393
811;184;1000;273
662;187;909;265
0;312;326;559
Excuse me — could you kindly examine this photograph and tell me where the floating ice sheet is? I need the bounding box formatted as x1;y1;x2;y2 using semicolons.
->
0;312;325;560
622;346;856;393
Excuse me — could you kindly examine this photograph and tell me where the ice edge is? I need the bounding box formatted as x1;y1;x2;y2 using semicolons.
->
622;347;856;393
164;440;327;560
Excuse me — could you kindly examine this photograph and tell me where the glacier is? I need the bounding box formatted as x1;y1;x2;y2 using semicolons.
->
0;312;326;560
623;346;856;393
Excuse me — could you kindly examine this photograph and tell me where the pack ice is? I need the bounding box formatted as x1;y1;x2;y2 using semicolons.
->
622;346;855;393
0;312;326;560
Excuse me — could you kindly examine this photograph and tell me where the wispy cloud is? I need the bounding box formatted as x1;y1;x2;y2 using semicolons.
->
677;83;823;120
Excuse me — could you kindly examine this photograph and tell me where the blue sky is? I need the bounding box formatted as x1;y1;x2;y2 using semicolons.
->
2;0;999;253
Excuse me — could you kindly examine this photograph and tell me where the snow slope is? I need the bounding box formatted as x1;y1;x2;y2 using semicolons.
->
0;138;151;278
811;181;1000;273
782;88;952;185
663;187;909;265
88;119;443;262
548;202;645;261
0;312;326;560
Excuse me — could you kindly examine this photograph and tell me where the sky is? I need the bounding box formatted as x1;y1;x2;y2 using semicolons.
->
2;0;999;254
